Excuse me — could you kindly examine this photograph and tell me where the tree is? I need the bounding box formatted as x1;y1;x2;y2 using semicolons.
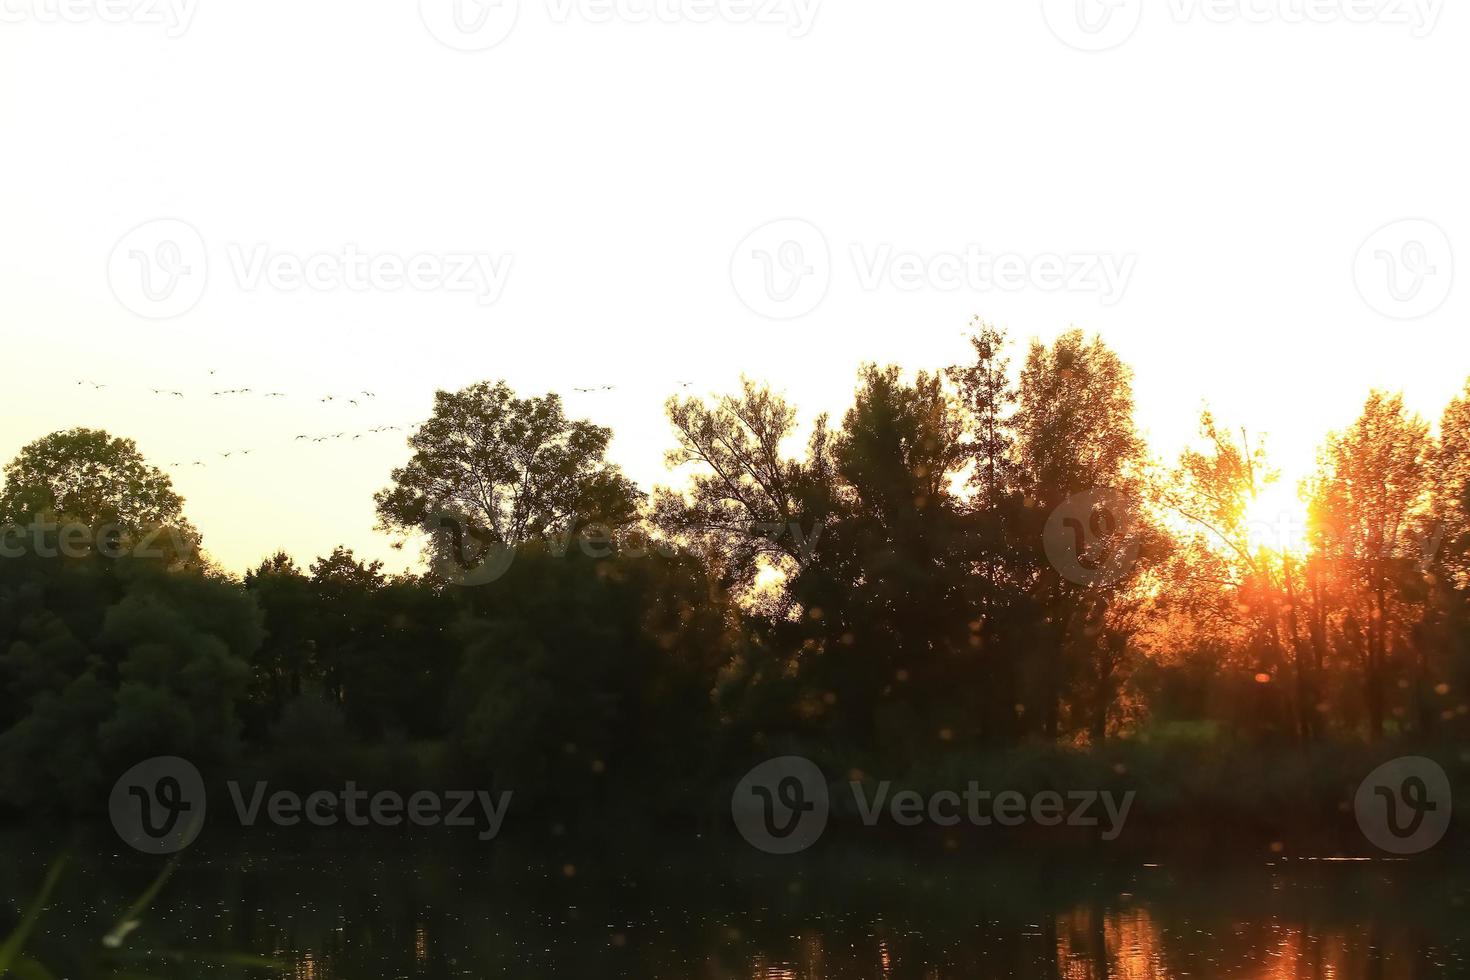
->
799;364;971;748
1011;330;1151;740
654;378;837;604
243;553;318;729
0;556;258;812
0;428;199;561
1310;391;1430;739
1158;412;1317;740
375;381;643;578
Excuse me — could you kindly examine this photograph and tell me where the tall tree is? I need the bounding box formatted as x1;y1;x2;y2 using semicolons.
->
0;428;199;560
654;379;837;603
1011;330;1150;740
375;381;642;580
1310;392;1429;739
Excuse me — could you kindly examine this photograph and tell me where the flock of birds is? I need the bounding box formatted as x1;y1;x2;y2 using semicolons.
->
72;370;675;471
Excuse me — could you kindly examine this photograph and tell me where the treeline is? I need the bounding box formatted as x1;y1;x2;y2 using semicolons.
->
2;324;1468;824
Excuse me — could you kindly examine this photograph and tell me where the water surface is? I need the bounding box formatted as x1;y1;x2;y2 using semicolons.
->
4;832;1466;978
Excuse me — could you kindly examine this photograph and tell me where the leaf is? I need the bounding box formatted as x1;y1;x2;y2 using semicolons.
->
0;856;68;977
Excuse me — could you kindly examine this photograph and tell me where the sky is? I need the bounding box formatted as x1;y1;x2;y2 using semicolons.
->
1;0;1466;575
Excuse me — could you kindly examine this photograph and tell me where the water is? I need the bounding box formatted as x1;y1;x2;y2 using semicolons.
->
4;831;1468;978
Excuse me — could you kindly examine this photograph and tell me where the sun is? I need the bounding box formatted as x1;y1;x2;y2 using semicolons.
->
1242;482;1310;556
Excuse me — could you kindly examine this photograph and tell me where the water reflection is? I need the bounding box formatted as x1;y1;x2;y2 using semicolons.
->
2;835;1465;979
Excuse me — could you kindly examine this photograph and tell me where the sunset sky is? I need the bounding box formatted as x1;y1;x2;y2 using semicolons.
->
2;1;1466;574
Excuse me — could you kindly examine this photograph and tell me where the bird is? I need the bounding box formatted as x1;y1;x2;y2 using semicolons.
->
241;449;253;455
192;461;205;467
295;435;309;441
170;391;184;398
266;392;286;398
220;452;232;459
349;399;359;407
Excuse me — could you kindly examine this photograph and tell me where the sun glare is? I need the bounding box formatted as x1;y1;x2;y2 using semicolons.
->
1242;482;1310;556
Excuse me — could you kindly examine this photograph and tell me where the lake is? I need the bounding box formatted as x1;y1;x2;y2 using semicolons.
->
3;830;1468;978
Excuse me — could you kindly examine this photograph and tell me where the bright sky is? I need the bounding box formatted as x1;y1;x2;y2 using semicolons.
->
2;0;1466;574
